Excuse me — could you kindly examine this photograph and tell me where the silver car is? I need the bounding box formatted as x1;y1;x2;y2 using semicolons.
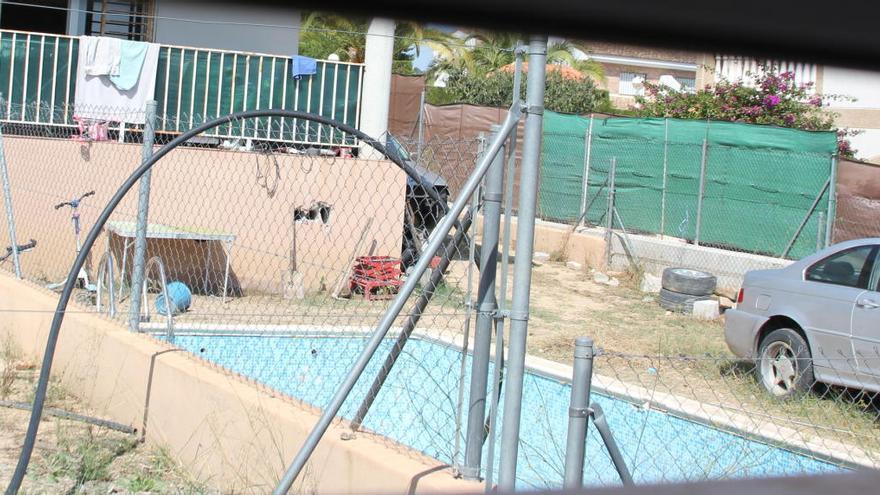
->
725;238;880;397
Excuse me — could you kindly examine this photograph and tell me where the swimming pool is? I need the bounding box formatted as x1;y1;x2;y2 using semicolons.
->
163;332;843;489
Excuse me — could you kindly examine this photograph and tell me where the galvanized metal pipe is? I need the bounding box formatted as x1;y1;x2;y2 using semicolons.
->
462;124;505;479
825;155;838;247
694;138;708;246
497;35;547;492
660;118;669;236
0;128;21;278
485;41;524;491
349;212;475;430
563;337;594;489
273;104;521;494
591;403;634;486
128;101;157;332
579;115;594;228
604;158;617;268
782;178;830;259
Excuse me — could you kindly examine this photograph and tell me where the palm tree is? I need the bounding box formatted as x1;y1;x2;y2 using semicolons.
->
298;12;455;74
546;40;605;83
298;12;367;62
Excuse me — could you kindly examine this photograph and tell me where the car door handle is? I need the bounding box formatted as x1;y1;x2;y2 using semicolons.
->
857;298;880;309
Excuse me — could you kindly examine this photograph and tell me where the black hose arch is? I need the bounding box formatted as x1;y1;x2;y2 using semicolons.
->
4;109;454;495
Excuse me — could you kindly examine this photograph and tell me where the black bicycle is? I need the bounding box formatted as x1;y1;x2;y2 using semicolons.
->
0;239;37;263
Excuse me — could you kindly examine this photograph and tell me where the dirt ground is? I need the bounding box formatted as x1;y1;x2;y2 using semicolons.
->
0;337;212;495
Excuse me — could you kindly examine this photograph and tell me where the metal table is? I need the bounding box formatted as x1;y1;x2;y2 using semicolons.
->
105;220;236;303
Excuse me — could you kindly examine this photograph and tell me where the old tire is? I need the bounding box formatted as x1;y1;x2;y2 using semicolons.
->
757;328;815;398
661;268;717;296
658;288;710;314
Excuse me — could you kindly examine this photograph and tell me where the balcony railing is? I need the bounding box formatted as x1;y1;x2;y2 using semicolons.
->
0;29;364;146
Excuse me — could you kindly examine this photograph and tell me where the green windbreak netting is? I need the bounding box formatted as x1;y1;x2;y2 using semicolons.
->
0;31;362;146
156;48;362;145
540;112;838;259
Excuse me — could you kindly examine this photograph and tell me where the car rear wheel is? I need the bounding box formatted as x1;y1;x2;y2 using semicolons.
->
757;328;815;398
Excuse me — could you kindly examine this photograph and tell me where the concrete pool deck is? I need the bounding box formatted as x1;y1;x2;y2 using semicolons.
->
0;273;479;494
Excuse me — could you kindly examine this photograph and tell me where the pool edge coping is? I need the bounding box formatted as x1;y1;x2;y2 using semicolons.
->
142;321;879;472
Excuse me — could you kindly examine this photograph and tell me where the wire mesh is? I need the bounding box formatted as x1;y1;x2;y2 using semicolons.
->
0;102;491;485
537;126;836;296
506;347;880;489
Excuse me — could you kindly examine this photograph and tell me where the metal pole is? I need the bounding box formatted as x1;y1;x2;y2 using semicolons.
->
604;158;617;268
462;124;505;479
497;34;547;492
591;403;634;486
563;337;594;489
349;211;475;430
485;40;524;491
128;100;157;332
659;118;669;236
817;211;826;252
416;89;426;161
273;105;521;495
782;178;830;259
578;116;594;227
694;138;708;246
825;155;838;247
0;128;22;278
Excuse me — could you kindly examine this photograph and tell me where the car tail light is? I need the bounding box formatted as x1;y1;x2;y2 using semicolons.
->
736;288;745;304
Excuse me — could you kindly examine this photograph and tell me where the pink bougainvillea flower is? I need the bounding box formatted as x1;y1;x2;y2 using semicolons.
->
763;95;781;108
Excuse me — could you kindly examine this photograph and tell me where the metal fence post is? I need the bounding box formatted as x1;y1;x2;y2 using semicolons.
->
497;34;547;492
462;124;505;479
0;127;22;278
563;337;594;489
128;100;157;332
485;40;524;492
694;138;708;246
825;154;838;247
416;89;426;161
817;211;826;252
578;115;594;227
659;118;669;237
604;157;617;268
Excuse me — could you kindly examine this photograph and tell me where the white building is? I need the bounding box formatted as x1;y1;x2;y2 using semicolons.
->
715;56;880;162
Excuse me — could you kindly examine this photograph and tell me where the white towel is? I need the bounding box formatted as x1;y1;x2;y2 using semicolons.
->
74;39;160;125
81;36;121;76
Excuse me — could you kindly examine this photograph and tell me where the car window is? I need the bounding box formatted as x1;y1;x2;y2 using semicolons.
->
805;245;877;289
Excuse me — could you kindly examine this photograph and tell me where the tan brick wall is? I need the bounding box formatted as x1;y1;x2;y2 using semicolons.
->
1;137;406;296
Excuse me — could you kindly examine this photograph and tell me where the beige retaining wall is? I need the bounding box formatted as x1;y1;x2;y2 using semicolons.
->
1;136;406;295
0;272;476;494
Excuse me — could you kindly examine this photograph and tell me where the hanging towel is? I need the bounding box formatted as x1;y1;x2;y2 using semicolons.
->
291;55;317;78
109;40;150;91
74;40;160;125
81;36;121;76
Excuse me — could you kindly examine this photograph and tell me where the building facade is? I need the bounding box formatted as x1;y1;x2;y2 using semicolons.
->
1;0;300;57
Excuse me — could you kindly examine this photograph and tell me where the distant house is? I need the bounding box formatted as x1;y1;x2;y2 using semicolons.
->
714;56;880;162
567;40;710;108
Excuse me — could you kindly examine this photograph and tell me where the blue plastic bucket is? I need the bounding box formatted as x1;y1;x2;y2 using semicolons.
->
156;281;192;316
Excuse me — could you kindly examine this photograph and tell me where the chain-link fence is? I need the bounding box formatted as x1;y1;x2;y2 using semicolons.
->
538;114;838;295
0;101;494;484
3;101;880;492
506;338;880;490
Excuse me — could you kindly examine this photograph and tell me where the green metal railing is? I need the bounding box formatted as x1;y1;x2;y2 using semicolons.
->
0;29;363;146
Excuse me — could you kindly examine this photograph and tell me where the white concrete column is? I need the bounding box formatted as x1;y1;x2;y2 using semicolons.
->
359;17;396;159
